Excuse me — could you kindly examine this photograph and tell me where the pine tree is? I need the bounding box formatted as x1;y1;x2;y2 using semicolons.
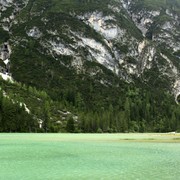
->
2;98;16;132
124;98;130;130
75;92;85;110
66;117;75;133
43;101;50;132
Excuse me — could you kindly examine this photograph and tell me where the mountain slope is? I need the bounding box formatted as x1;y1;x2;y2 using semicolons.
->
0;0;180;132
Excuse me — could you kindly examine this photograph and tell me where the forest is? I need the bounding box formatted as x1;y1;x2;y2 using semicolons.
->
0;79;180;133
0;0;180;133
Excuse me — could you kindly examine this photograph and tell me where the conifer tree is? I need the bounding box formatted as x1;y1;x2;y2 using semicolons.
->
43;101;50;132
66;117;75;133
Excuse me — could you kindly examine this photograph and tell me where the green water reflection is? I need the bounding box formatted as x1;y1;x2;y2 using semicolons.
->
0;134;179;180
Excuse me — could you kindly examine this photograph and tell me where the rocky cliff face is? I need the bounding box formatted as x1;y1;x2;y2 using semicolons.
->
0;0;180;100
120;0;180;95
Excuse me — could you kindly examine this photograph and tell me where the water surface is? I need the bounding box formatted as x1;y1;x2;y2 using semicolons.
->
0;133;179;180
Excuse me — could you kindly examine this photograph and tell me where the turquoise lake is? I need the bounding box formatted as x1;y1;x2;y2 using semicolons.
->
0;133;179;180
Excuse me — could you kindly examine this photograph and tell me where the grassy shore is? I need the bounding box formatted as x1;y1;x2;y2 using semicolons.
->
1;133;180;142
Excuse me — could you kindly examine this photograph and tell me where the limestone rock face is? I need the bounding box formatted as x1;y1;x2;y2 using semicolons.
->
0;0;180;100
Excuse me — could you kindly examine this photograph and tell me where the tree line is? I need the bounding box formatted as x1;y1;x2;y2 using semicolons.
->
0;88;37;132
0;82;180;133
65;86;180;133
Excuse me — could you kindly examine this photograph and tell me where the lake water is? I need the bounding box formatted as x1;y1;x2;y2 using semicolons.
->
0;133;179;180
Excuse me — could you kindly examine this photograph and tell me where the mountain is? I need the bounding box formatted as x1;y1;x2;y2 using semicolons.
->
0;0;180;132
